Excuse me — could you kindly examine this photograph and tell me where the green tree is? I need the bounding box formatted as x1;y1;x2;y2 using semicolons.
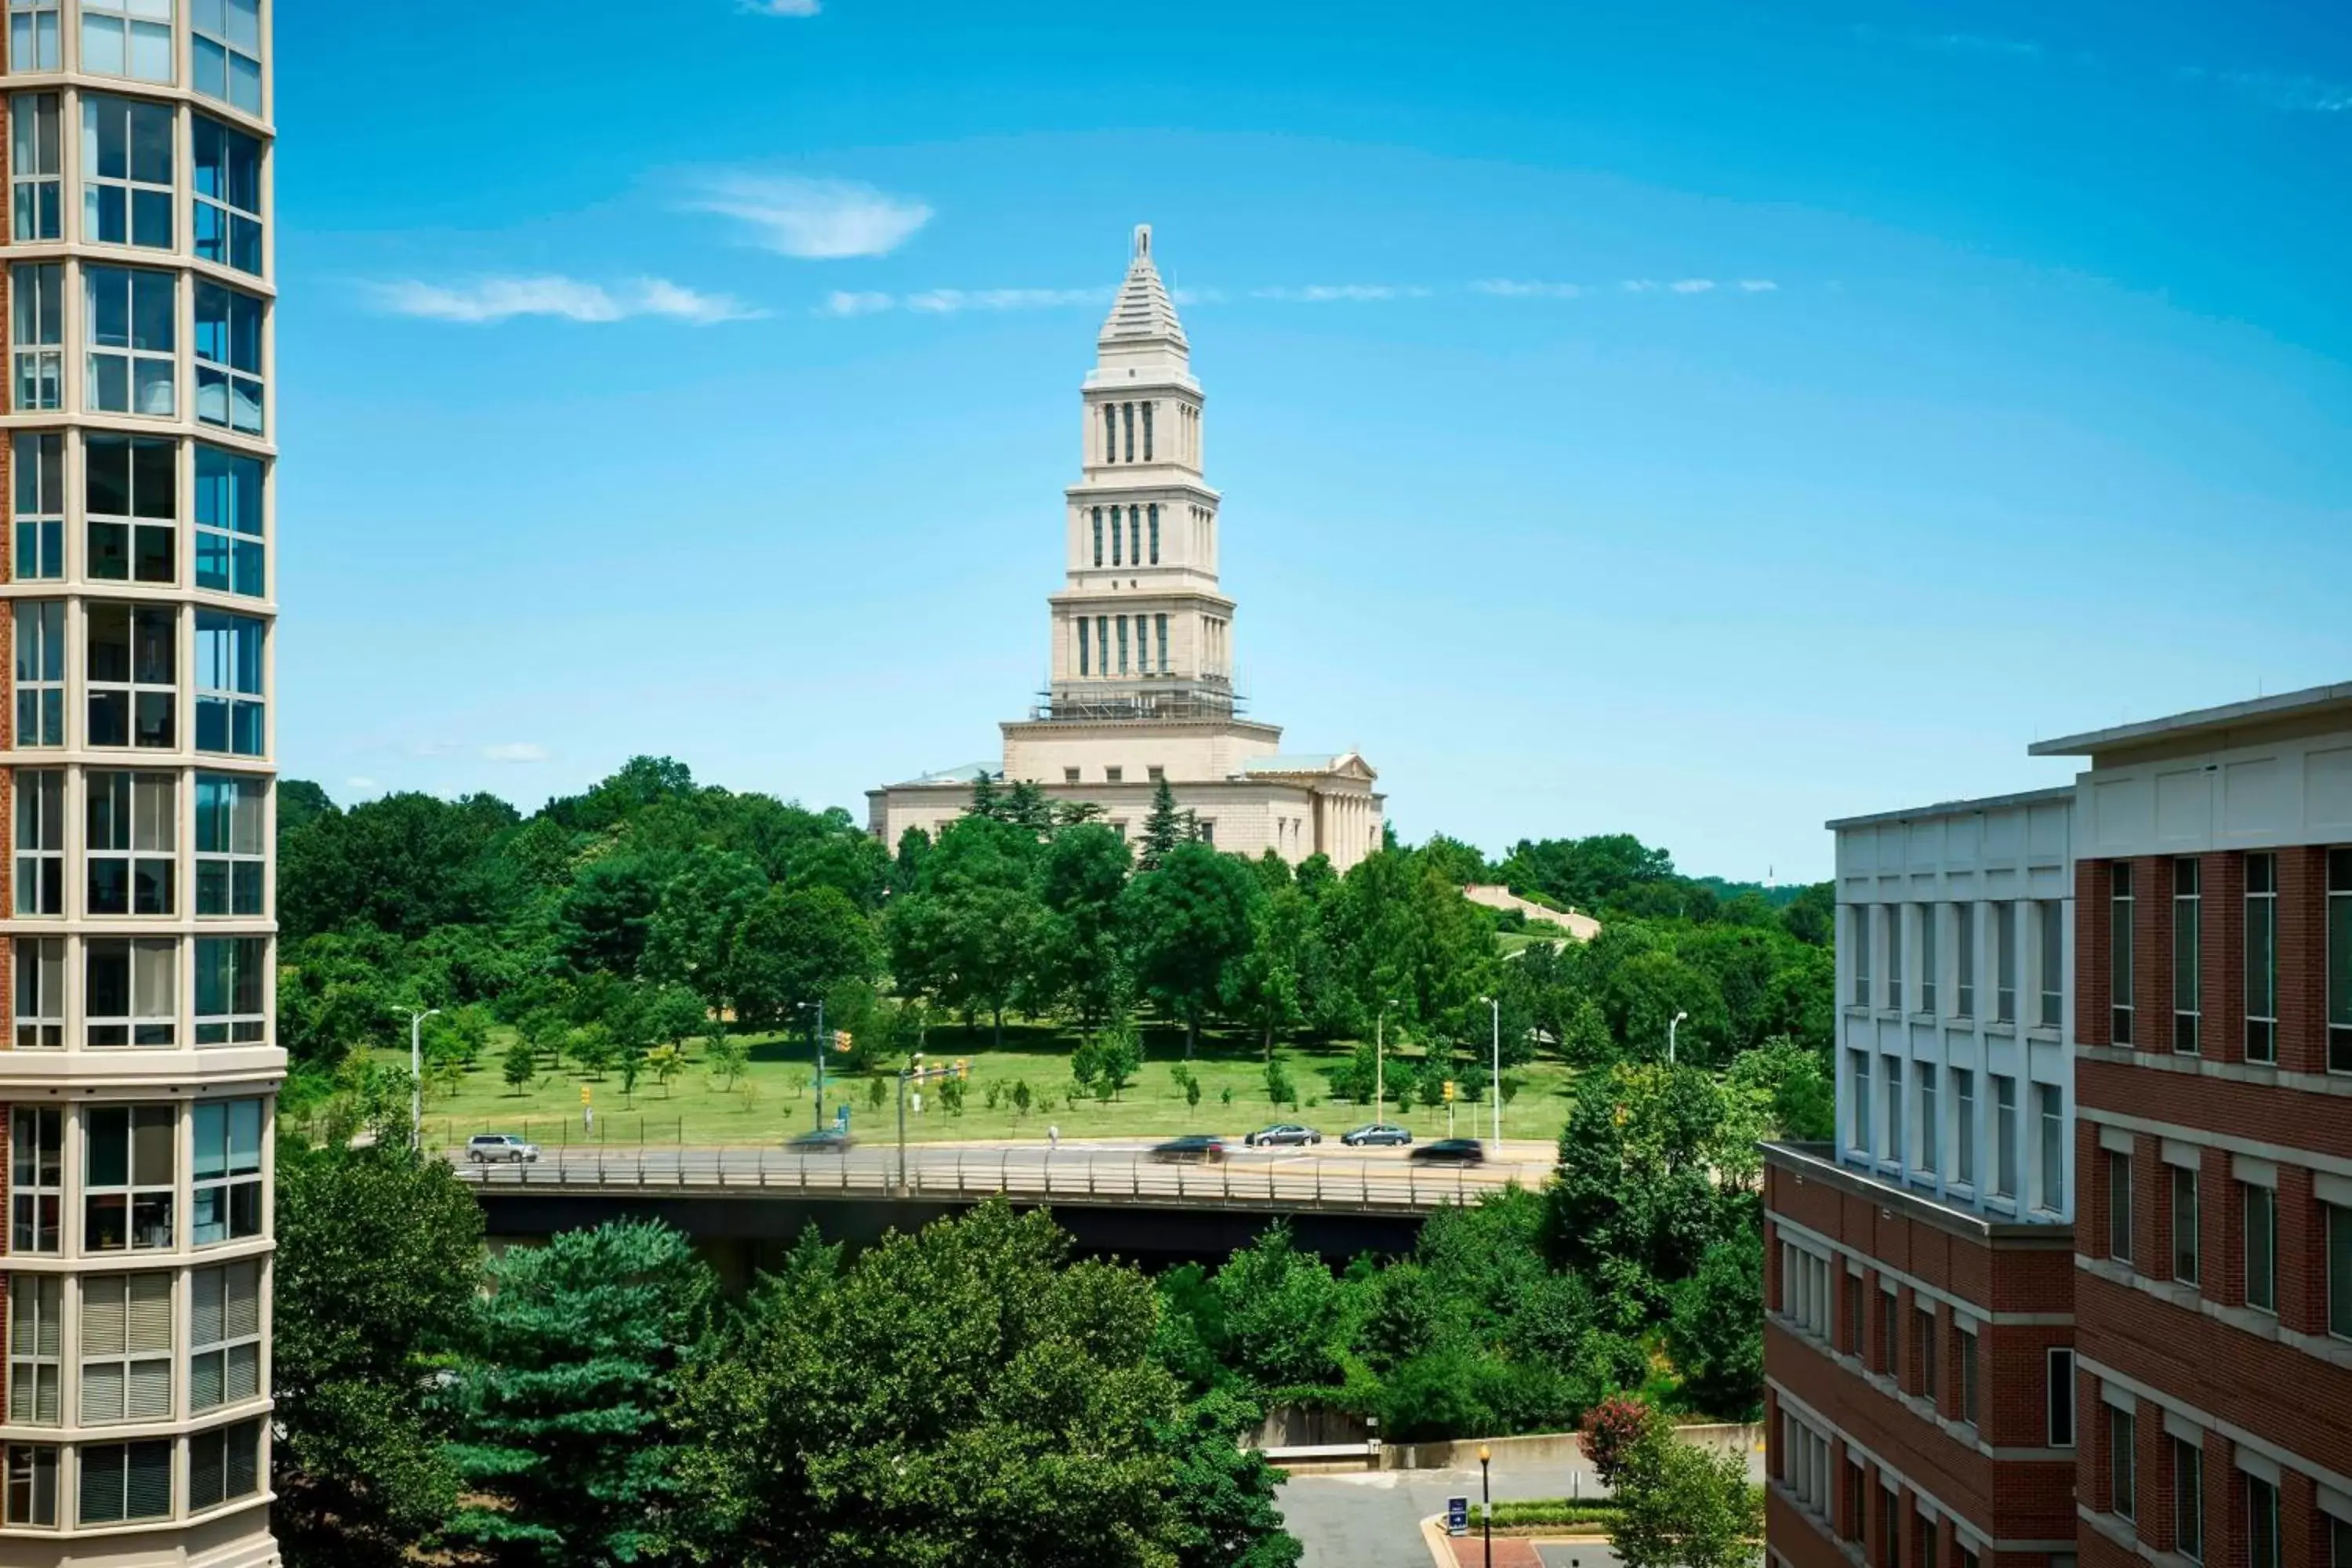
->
670;1203;1297;1568
1125;843;1261;1056
1544;1064;1739;1297
278;789;522;943
502;1039;536;1095
1210;1223;1346;1388
641;847;767;1000
273;1143;485;1567
1159;1390;1305;1568
1139;777;1188;871
885;815;1050;1046
445;1220;715;1566
1666;1225;1765;1420
1602;949;1731;1065
1610;1423;1763;1568
555;852;674;976
724;885;882;1032
706;1032;750;1092
1036;822;1134;1035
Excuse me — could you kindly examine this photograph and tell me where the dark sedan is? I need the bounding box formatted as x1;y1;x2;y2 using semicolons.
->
1149;1134;1228;1164
1408;1138;1485;1164
788;1128;854;1153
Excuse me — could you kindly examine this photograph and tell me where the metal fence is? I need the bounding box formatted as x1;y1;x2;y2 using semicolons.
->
452;1146;1526;1215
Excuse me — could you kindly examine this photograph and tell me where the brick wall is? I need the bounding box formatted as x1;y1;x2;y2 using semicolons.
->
2277;847;2329;1077
2078;860;2113;1047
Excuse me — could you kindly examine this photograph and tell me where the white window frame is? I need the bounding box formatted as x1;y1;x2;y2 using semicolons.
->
188;1258;260;1410
191;113;263;276
6;1274;61;1426
13;768;63;917
10;91;60;243
13;600;66;748
78;0;175;85
12;937;64;1051
81;1103;176;1253
9;260;64;412
85;430;180;587
192;0;262;114
13;430;65;580
86;601;178;752
84;770;177;918
80;92;175;251
194;773;265;916
83;936;176;1047
9;1107;62;1251
191;1097;263;1243
83;263;176;418
76;1271;174;1425
194;280;264;434
9;0;61;72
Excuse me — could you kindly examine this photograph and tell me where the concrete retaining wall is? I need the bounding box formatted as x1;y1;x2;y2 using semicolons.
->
1380;1421;1764;1472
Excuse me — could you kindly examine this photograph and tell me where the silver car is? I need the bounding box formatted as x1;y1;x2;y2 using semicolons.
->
466;1133;539;1163
1245;1123;1323;1147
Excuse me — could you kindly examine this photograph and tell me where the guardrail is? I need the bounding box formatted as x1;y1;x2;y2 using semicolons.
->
452;1147;1526;1215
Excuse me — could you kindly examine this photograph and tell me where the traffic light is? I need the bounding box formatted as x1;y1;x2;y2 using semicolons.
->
954;1059;969;1080
1442;1080;1457;1103
832;1030;855;1054
579;1085;592;1105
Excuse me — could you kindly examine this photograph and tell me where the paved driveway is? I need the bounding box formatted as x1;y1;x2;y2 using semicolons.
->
1280;1458;1621;1568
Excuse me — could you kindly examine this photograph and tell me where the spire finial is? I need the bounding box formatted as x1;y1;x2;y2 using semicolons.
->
1134;223;1151;259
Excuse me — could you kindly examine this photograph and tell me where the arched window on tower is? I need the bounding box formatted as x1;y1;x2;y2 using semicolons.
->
1148;503;1160;564
1123;403;1135;463
1103;404;1116;464
1142;402;1153;460
1091;507;1102;568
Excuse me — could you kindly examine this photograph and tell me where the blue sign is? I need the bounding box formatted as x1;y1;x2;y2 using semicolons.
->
835;1105;851;1134
1446;1497;1468;1537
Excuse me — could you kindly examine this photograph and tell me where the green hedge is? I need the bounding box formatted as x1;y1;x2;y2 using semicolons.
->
1470;1498;1622;1530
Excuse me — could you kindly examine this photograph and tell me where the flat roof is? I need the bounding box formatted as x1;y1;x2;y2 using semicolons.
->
2028;680;2352;758
1824;784;2075;833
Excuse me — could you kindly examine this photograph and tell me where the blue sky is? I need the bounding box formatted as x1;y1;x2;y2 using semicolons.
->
276;0;2352;881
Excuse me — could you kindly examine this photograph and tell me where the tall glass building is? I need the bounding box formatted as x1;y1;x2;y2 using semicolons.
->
0;0;278;1559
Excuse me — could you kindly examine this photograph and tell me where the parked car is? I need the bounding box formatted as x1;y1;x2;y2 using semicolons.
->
788;1128;854;1153
1149;1134;1228;1164
1244;1123;1323;1147
1341;1123;1414;1147
466;1134;539;1164
1409;1138;1486;1164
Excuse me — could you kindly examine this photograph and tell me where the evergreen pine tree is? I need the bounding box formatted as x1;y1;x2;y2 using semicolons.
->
1004;779;1054;837
1140;778;1185;869
967;771;1002;820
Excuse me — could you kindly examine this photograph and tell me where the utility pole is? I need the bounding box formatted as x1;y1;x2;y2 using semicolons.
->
799;998;828;1132
1376;999;1399;1123
398;1007;441;1153
1486;995;1501;1145
1668;1009;1688;1066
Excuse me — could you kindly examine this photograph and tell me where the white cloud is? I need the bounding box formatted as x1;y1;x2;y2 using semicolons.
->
1472;279;1583;298
1737;279;1779;292
1249;284;1431;303
819;290;895;318
2209;71;2352;113
740;0;820;13
693;175;932;259
906;287;1102;313
1669;278;1716;293
368;275;760;325
481;743;550;764
1620;279;1661;293
1171;286;1228;306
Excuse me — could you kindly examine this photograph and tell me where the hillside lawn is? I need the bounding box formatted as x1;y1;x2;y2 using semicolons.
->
386;1021;1583;1153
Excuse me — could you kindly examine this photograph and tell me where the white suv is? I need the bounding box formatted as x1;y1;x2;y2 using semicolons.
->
466;1133;540;1164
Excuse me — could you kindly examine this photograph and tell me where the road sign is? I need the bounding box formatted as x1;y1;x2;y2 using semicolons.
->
1446;1497;1468;1537
834;1105;851;1134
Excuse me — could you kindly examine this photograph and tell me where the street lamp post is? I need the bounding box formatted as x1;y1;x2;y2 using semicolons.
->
1479;995;1501;1145
896;1053;922;1194
1479;1443;1492;1567
398;1007;440;1152
1668;1009;1688;1065
1375;999;1399;1123
798;999;828;1133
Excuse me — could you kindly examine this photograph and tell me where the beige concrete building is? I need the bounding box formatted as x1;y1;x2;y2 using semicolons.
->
0;2;281;1562
869;227;1385;869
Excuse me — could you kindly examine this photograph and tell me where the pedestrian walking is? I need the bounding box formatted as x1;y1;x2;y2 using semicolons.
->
1048;1123;1060;1152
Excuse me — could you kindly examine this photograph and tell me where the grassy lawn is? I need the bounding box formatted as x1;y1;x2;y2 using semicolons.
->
390;1022;1582;1152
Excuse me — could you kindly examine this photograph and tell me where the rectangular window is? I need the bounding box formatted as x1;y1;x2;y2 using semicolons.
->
1090;506;1102;567
2039;900;2063;1028
1155;612;1168;673
194;281;264;434
1076;616;1089;675
2329;850;2352;1073
1149;502;1160;562
196;609;266;754
2037;1083;2064;1213
1877;1286;1896;1377
196;444;266;597
13;599;64;746
80;0;173;84
1955;902;1976;1017
2108;1149;2134;1262
1918;1066;1938;1176
1853;906;1871;1006
1142;401;1153;460
1849;1049;1871;1155
2329;1202;2352;1340
85;937;176;1047
1843;1459;1865;1543
1995;902;2017;1022
191;114;262;274
9;1107;60;1251
1128;506;1140;566
2247;1475;2280;1568
84;770;176;916
75;1438;171;1525
1915;1305;1936;1398
1842;1271;1862;1357
78;1272;172;1424
2048;1347;2075;1446
9;0;60;71
2173;1164;2201;1285
1883;1055;1904;1164
187;1416;261;1511
2175;858;2202;1053
2111;1406;2136;1519
10;90;59;240
4;1444;57;1529
13;936;62;1048
1122;401;1134;462
2173;1436;2204;1563
188;1258;260;1409
1879;1483;1900;1568
192;1098;262;1243
89;601;177;749
87;432;177;583
2245;854;2278;1062
1101;404;1114;463
13;430;64;579
1958;1323;1979;1425
10;260;62;409
1920;903;1938;1014
82;1104;175;1250
6;1275;60;1425
14;768;62;915
2112;863;2136;1044
1114;615;1129;677
1994;1075;2017;1199
84;263;174;416
2245;1181;2276;1313
1886;906;1904;1010
81;93;172;249
1952;1068;1976;1185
